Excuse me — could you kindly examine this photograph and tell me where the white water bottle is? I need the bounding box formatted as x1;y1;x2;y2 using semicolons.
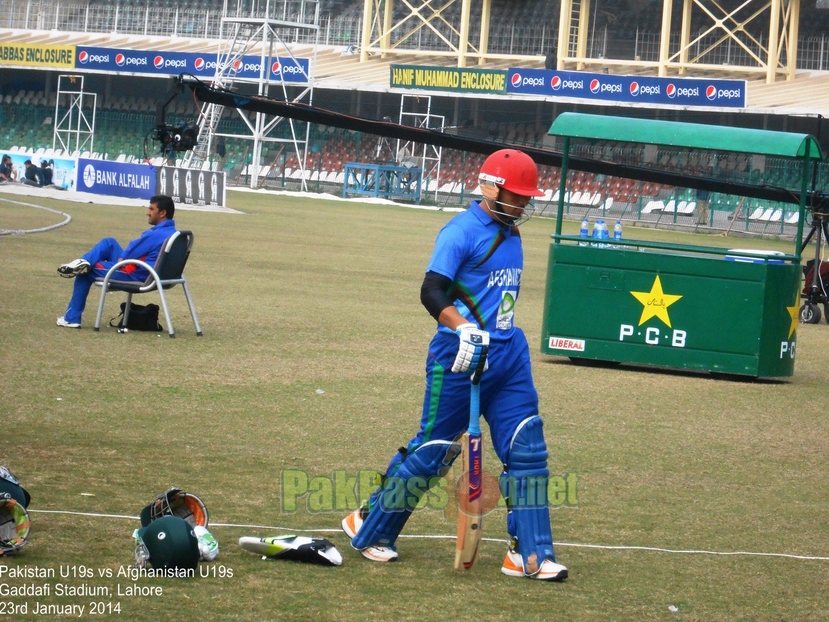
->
613;220;622;248
593;219;608;248
579;217;589;246
591;219;601;247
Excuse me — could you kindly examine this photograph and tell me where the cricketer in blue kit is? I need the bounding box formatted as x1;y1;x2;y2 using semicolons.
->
55;195;177;329
343;149;567;581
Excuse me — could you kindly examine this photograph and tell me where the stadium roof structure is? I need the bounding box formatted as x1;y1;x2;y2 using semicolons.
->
3;27;829;118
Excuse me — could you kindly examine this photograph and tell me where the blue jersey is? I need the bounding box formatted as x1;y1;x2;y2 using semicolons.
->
120;219;177;280
426;201;522;341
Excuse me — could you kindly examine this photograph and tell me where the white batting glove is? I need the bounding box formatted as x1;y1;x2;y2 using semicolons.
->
452;323;490;383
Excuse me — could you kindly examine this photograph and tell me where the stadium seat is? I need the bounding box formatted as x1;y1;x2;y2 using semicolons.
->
642;200;664;214
92;230;202;338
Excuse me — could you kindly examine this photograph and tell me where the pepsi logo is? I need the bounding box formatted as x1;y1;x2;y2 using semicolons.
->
232;59;242;71
716;88;742;99
666;83;676;98
630;81;639;96
271;61;281;74
589;79;600;94
511;73;522;88
154;56;164;69
78;51;89;64
194;57;205;71
115;53;125;66
551;75;562;90
706;85;717;100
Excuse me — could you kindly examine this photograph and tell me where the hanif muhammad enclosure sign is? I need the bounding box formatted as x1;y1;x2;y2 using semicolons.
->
390;65;506;95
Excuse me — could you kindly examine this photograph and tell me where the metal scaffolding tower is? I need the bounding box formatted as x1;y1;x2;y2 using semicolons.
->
181;0;319;188
395;94;444;202
53;75;96;156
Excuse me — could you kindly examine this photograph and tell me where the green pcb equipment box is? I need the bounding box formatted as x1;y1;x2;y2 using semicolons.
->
541;113;822;378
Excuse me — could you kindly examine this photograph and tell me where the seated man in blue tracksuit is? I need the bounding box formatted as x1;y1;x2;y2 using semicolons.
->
56;195;177;329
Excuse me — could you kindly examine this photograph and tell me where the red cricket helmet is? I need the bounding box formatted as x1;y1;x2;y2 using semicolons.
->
478;149;544;198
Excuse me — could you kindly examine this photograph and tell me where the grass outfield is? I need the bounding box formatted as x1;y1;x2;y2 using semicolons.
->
1;189;828;621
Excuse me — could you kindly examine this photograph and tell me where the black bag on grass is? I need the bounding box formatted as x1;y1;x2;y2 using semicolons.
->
109;302;163;332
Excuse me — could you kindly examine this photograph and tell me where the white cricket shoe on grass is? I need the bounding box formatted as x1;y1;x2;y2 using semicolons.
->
56;316;81;329
501;548;568;581
57;259;91;277
341;508;399;562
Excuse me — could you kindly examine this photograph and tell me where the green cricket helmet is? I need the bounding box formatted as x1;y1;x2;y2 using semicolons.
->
0;466;30;508
135;515;199;571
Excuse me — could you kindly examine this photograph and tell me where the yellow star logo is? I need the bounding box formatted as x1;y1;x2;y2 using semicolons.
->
630;275;683;328
786;302;799;339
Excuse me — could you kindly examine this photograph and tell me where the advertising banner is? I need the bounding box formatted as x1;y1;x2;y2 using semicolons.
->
506;68;747;108
1;152;77;190
77;159;157;200
75;47;310;83
390;65;507;95
156;166;226;208
45;155;78;190
0;44;74;68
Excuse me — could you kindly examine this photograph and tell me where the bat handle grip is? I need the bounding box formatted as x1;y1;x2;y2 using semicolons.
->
469;382;481;436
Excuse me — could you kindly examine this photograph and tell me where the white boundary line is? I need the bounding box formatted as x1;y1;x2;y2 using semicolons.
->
29;509;829;561
0;196;72;235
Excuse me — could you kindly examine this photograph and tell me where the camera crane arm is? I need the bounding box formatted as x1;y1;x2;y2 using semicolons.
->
179;75;804;206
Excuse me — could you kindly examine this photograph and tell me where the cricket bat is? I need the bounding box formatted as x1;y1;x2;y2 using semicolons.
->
454;381;483;570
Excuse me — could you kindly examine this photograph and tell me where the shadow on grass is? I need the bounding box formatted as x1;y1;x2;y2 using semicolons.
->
540;356;788;384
